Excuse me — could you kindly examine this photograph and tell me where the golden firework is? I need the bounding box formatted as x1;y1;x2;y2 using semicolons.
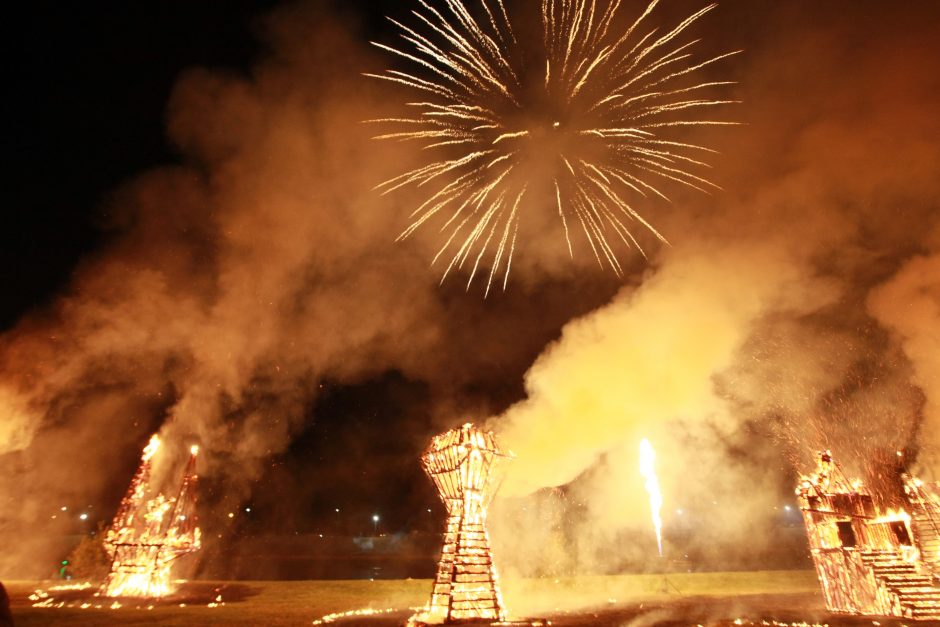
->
370;0;738;293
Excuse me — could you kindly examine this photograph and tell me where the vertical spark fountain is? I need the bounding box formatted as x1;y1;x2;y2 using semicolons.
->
102;436;201;598
639;438;664;557
417;423;512;624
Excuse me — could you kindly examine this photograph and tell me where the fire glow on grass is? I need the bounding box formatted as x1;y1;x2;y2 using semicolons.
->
312;606;410;624
413;423;512;624
101;435;201;598
639;438;664;556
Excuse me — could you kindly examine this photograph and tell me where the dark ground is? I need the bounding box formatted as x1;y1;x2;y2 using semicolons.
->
344;594;920;626
5;581;925;626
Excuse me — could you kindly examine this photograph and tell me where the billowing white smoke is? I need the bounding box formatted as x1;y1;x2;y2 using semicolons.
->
488;239;837;580
495;243;834;497
487;3;940;590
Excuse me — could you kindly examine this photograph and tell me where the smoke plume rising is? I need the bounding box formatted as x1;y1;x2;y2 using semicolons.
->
0;4;616;577
868;237;940;466
486;0;940;594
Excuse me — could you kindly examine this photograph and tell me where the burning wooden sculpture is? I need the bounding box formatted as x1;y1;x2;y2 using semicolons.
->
418;423;512;624
796;451;940;620
102;435;201;598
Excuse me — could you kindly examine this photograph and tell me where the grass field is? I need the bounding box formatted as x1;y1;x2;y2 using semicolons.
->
7;570;820;626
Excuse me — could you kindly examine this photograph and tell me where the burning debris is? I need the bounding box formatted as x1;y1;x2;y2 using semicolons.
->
311;606;411;625
796;451;940;620
101;435;201;598
414;423;512;624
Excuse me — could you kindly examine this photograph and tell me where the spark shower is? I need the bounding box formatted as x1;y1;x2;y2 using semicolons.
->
370;0;738;293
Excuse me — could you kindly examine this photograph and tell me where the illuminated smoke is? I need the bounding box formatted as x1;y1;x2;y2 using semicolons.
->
0;1;938;593
486;8;940;580
868;245;940;468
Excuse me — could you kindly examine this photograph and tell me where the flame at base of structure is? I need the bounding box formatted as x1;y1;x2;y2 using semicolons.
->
103;548;172;598
415;423;512;624
102;437;201;598
29;583;226;611
796;451;940;621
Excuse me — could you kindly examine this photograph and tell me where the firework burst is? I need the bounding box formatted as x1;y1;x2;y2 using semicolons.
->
369;0;738;294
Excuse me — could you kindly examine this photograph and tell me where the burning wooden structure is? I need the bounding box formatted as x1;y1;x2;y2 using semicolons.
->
796;451;940;620
102;435;201;598
417;423;512;624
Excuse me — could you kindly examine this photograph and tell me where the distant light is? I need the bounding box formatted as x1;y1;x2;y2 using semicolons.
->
190;445;200;456
228;512;235;519
61;506;68;512
335;508;340;513
79;513;88;521
245;507;251;513
372;514;380;522
427;509;432;513
784;505;792;512
676;509;684;515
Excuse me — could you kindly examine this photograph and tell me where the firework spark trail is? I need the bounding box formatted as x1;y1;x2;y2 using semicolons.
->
639;437;664;556
369;0;738;294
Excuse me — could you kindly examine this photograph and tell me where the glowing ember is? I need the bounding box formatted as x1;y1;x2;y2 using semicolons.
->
312;606;406;624
143;434;160;461
47;582;93;592
796;451;940;621
415;423;512;624
639;438;663;556
101;434;201;598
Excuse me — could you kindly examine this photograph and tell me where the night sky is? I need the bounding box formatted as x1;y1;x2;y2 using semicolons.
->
9;1;289;328
3;0;939;582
